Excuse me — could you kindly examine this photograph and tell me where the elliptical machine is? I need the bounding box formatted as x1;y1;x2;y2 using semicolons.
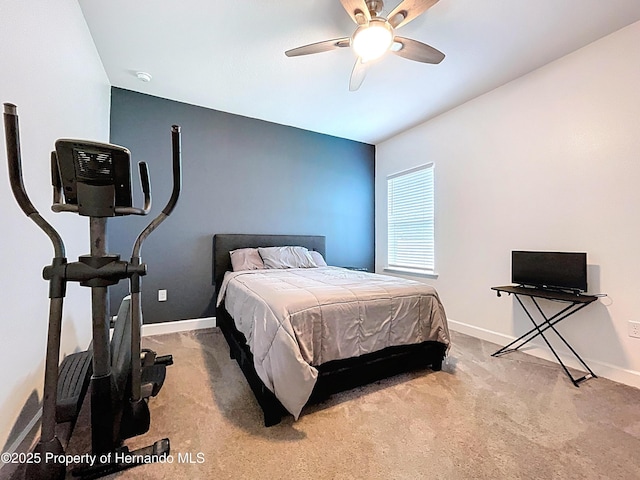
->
3;103;182;479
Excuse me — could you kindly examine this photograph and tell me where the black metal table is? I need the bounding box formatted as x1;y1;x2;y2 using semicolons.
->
491;285;598;386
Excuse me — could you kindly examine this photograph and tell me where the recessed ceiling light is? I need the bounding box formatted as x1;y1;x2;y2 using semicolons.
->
136;71;152;82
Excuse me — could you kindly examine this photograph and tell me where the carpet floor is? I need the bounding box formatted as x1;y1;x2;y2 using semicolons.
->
6;328;640;479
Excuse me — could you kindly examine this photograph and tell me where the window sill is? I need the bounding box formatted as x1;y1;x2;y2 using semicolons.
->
384;267;439;279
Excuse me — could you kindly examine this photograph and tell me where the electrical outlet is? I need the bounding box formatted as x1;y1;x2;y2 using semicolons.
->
629;321;640;339
158;289;167;302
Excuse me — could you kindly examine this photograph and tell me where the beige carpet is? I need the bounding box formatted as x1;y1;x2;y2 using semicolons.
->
6;328;640;479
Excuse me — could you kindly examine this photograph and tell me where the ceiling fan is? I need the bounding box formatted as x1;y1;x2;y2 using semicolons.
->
285;0;445;91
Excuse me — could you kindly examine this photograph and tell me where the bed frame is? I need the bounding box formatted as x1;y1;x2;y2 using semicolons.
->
213;234;447;426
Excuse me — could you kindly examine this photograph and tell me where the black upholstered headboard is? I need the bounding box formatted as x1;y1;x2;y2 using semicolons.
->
212;234;326;296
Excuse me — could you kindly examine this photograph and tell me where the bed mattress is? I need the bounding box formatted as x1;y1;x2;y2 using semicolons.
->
217;266;450;418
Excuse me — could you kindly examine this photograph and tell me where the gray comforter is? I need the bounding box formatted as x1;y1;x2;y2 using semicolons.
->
217;267;450;419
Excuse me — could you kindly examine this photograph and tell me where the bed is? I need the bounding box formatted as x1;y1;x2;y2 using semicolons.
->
213;234;450;426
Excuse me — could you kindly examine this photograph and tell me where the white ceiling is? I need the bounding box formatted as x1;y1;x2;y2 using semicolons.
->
79;0;640;145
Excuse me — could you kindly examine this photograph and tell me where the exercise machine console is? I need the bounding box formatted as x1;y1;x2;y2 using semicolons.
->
3;103;182;479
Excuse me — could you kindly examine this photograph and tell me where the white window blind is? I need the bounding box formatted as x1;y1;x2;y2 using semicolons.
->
387;164;434;272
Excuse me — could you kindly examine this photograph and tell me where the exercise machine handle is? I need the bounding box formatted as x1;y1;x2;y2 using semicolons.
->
131;125;182;259
3;103;66;259
5;103;68;460
4;103;37;216
139;161;152;212
163;125;182;216
113;161;152;216
129;124;182;402
51;151;63;205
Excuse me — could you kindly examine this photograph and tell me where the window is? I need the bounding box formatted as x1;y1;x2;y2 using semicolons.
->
387;164;435;273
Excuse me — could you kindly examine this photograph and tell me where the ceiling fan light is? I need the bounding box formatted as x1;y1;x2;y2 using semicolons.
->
352;20;393;62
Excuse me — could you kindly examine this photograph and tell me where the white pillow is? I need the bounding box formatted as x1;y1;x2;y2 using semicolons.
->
309;250;327;267
258;246;318;269
230;248;265;271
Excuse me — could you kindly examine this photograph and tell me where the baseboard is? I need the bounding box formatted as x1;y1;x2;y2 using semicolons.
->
448;318;640;390
142;317;216;337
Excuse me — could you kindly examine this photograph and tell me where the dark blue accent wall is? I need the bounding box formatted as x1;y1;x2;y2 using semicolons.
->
108;88;375;323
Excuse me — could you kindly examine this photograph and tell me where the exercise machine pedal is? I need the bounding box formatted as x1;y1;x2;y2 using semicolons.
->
56;350;93;423
71;438;170;480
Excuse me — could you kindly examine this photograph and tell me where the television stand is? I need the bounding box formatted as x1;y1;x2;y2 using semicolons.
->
491;285;598;386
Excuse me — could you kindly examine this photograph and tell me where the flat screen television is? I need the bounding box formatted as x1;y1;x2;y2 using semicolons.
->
511;251;587;293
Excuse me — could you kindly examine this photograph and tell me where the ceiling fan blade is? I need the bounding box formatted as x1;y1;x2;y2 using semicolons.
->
285;37;351;57
349;57;368;91
339;0;371;25
388;0;439;28
392;36;445;64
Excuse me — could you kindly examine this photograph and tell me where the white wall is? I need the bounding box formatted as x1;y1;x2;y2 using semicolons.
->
0;1;110;453
376;21;640;387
